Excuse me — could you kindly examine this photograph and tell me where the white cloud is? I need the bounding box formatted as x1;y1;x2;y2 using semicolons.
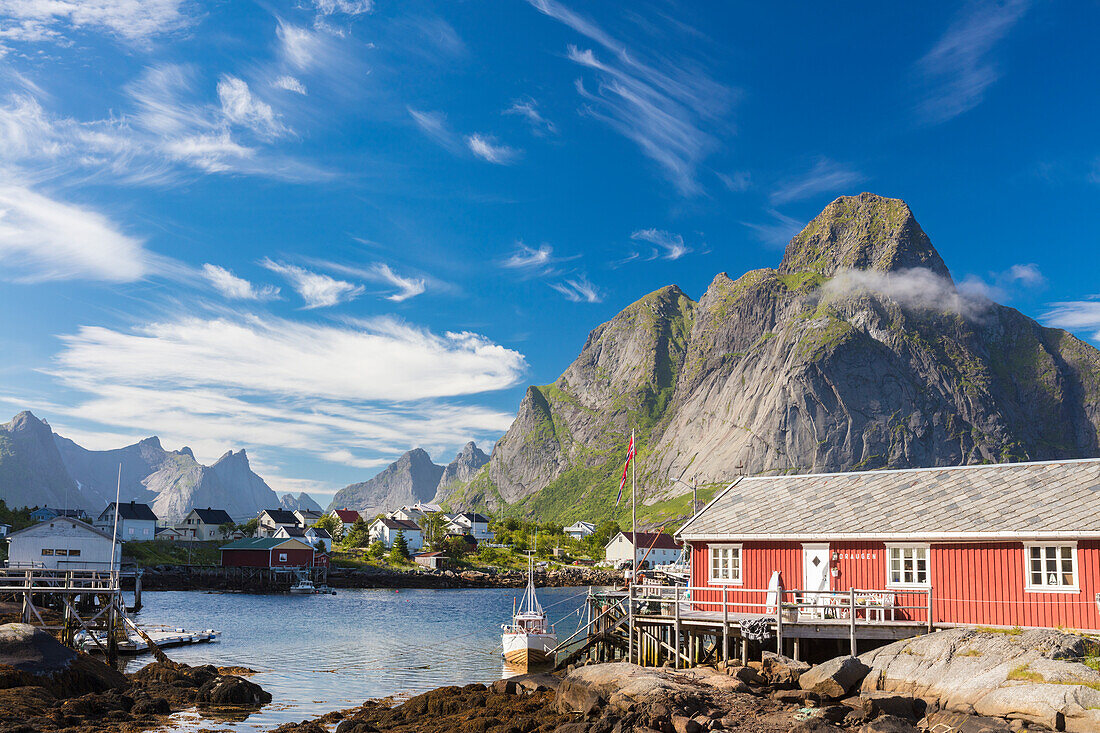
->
466;134;520;165
201;264;279;301
408;107;459;151
770;158;865;205
0;184;149;283
550;274;603;303
526;0;732;195
163;130;254;172
274;76;307;95
742;210;805;248
504;97;556;136
0;0;192;43
630;229;691;260
261;258;364;308
823;267;992;320
277;20;327;71
1043;300;1100;342
313;0;374;15
958;263;1045;302
499;242;579;278
217;75;285;138
717;170;751;192
915;0;1029;124
367;263;426;302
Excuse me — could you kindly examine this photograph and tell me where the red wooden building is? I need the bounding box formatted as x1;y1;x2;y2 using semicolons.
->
677;458;1100;632
220;537;319;568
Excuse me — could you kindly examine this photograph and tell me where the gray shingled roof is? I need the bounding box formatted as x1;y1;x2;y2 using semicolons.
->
677;458;1100;540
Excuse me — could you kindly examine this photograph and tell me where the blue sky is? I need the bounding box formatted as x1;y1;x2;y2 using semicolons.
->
0;0;1097;504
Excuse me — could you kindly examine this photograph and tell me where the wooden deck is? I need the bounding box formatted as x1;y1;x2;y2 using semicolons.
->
648;608;931;640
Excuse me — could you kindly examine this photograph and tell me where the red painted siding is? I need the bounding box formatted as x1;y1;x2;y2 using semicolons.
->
689;540;1100;630
221;547;315;568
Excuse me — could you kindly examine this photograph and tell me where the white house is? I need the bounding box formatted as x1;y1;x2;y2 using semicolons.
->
93;501;157;541
178;508;234;540
329;508;363;534
390;507;425;523
293;509;323;528
604;531;681;567
7;519;121;570
304;526;333;552
564;521;596;540
445;512;493;541
257;509;299;537
368;518;423;552
0;523;10;538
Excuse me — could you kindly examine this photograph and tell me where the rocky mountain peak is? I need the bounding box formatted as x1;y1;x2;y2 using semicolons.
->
9;410;49;434
779;193;950;279
214;449;249;466
328;447;445;516
137;436;162;450
440;442;489;488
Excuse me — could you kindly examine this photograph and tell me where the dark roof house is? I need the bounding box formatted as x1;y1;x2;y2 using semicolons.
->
190;508;234;525
98;501;158;522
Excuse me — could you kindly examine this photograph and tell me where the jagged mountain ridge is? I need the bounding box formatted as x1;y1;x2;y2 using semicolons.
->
280;492;322;512
445;193;1100;521
0;411;281;522
329;442;489;515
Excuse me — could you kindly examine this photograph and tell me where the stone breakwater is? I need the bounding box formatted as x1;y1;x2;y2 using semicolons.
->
0;623;271;733
138;564;620;591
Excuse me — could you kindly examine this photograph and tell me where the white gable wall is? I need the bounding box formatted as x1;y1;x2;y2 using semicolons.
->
8;521;120;570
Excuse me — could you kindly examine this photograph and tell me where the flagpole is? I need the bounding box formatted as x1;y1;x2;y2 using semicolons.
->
631;428;636;582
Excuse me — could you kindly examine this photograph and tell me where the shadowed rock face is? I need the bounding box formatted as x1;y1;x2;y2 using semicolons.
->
449;193;1100;516
0;623;126;697
329;448;445;516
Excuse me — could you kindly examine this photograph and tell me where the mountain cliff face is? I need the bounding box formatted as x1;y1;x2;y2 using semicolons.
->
329;448;445;515
449;193;1100;521
433;442;489;504
0;412;281;522
280;492;322;512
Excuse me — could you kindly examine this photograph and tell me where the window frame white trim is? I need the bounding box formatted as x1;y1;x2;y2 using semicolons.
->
885;543;931;589
708;543;743;585
1024;542;1079;593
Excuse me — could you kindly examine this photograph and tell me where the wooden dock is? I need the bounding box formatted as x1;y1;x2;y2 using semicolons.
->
572;583;937;669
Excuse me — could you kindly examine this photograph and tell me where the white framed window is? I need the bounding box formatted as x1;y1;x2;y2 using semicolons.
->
278;552;288;562
1025;544;1078;592
709;544;742;584
887;544;930;588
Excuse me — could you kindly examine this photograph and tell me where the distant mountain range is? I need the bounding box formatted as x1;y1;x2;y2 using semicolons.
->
328;442;489;516
279;492;322;512
0;411;317;523
432;193;1100;523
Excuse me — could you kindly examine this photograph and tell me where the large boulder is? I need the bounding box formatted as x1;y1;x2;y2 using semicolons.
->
556;663;749;716
799;656;871;699
860;628;1100;731
196;674;272;706
0;623;126;697
917;710;1015;732
761;651;811;686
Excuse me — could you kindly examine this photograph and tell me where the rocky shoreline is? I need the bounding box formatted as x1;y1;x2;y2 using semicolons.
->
137;564;621;591
0;623;271;733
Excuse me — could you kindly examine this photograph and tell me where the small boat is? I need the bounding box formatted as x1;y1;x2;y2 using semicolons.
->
501;553;557;667
289;577;317;594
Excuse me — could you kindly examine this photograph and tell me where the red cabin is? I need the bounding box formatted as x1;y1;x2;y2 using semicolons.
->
220;537;318;568
677;458;1100;632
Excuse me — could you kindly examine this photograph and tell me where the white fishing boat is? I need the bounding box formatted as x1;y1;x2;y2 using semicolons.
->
501;554;557;667
289;577;317;594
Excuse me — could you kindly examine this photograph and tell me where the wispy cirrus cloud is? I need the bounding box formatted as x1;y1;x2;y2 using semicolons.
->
629;229;692;261
261;258;364;308
742;210;805;249
408;107;462;152
313;0;374;15
958;263;1045;302
915;0;1029;124
273;76;307;95
201;264;280;301
217;75;287;138
499;242;579;278
466;134;521;165
526;0;733;195
365;263;426;302
550;274;603;303
1044;300;1100;342
769;158;866;205
504;97;556;136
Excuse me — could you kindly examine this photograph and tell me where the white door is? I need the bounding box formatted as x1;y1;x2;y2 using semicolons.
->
802;544;830;616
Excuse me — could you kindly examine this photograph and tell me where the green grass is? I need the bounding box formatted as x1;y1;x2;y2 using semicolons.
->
123;540;224;567
1007;664;1044;683
975;626;1024;636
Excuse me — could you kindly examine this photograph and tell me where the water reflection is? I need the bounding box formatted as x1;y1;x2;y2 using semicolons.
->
131;586;595;732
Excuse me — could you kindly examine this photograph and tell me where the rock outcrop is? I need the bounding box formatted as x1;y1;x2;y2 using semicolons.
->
279;492;322;512
860;627;1100;731
329;448;445;516
0;412;79;513
449;193;1100;519
432;442;490;504
0;623;126;697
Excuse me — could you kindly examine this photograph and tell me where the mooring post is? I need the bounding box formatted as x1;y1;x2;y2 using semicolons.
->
673;586;681;669
849;587;857;657
775;580;784;656
133;570;142;612
926;586;934;633
722;586;729;664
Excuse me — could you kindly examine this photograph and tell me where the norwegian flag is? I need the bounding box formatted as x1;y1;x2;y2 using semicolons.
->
615;435;636;506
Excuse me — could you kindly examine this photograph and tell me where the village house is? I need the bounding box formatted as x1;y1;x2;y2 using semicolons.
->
219;537;319;568
0;523;10;538
304;526;333;552
445;512;493;541
413;551;450;570
605;531;682;568
329;508;362;534
93;501;157;541
676;458;1100;632
564;521;597;540
257;509;300;537
6;519;121;570
178;508;234;540
368;518;423;552
293;509;323;528
154;526;186;541
29;507;89;523
273;525;308;540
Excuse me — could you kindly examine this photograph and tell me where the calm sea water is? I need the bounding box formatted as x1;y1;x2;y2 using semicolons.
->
126;587;596;731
